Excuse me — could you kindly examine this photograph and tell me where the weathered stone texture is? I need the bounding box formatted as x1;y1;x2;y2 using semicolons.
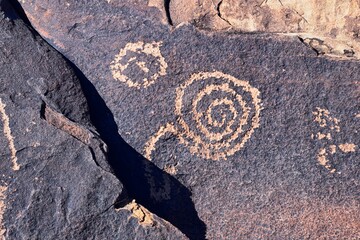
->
0;1;186;239
1;0;358;239
170;0;360;59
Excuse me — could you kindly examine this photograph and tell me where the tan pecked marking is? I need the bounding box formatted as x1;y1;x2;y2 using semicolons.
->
122;200;154;227
110;41;167;89
206;98;237;128
136;61;150;73
192;84;250;142
329;145;337;154
144;123;177;160
317;148;336;173
0;185;7;238
315;132;332;140
175;71;261;160
0;98;20;171
313;107;340;132
338;143;357;153
312;107;357;173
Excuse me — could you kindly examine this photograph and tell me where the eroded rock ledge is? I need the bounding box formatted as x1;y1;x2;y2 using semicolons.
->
169;0;360;59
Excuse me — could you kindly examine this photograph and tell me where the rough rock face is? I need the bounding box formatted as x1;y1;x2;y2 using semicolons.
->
16;0;360;239
169;0;360;59
0;1;186;239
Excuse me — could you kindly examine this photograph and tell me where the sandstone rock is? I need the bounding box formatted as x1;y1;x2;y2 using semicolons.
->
0;1;186;239
15;0;360;239
169;0;360;59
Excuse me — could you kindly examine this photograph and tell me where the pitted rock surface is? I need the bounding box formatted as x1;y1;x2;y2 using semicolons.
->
10;0;360;239
0;1;186;239
169;0;360;59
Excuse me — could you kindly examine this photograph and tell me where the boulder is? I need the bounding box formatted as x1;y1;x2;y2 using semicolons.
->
14;0;360;239
0;1;186;239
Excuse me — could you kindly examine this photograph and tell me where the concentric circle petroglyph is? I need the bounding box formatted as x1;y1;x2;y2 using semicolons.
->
144;71;262;161
110;41;167;89
175;71;261;160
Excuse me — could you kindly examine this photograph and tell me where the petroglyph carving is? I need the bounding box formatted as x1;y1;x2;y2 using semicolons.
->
0;98;20;171
0;185;7;238
144;123;176;160
338;143;357;153
144;71;262;161
317;147;337;173
110;41;167;89
176;71;261;160
312;108;357;173
313;107;340;132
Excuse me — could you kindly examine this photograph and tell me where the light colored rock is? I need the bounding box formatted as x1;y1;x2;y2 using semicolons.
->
169;0;360;59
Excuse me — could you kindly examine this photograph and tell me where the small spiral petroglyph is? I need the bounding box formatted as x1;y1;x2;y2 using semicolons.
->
144;71;262;161
175;71;261;160
110;41;167;89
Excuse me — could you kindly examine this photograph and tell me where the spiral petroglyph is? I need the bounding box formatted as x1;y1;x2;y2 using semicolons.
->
110;41;167;89
175;71;261;160
144;71;262;161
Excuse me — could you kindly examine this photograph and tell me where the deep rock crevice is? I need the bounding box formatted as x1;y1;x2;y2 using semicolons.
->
164;0;173;25
215;0;232;27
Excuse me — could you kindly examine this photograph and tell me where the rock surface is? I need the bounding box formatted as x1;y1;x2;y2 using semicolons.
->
0;1;186;239
169;0;360;59
10;0;360;239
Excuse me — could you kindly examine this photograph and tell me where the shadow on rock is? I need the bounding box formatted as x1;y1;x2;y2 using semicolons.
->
9;1;207;237
70;62;206;240
4;0;31;25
